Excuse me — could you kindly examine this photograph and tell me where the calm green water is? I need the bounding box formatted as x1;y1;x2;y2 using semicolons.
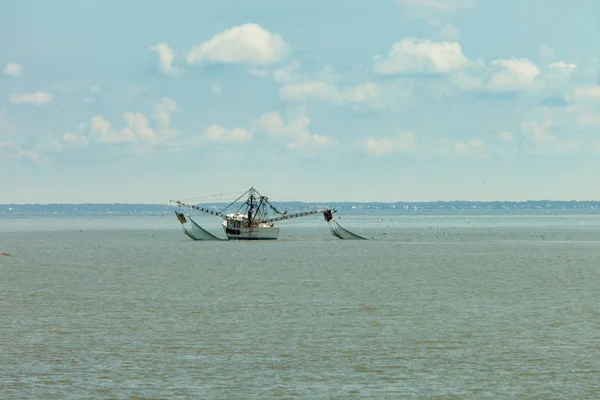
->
1;213;600;398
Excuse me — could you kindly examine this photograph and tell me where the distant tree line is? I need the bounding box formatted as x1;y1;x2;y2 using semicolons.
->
2;200;600;215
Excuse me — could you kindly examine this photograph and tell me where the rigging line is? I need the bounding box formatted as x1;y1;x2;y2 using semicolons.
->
265;192;315;205
269;203;287;216
186;191;242;201
234;188;256;216
258;191;297;203
219;189;250;214
252;188;268;204
250;195;265;225
233;200;246;216
177;192;242;203
252;189;290;216
265;198;287;216
250;188;276;219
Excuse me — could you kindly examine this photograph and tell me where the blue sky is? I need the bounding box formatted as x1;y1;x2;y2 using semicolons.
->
1;0;599;203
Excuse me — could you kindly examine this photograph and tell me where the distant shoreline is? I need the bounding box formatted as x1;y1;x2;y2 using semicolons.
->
2;200;600;214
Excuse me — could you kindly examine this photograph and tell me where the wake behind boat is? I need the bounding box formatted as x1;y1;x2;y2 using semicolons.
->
170;187;367;241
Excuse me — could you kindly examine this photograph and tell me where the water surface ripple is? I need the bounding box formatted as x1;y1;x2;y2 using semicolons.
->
1;214;600;398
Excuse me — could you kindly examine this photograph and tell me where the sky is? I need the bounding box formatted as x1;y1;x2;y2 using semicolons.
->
1;0;600;204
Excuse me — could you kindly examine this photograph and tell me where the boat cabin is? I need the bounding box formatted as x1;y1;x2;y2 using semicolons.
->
226;213;258;228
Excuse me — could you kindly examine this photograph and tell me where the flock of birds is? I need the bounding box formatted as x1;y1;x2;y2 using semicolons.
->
342;216;575;242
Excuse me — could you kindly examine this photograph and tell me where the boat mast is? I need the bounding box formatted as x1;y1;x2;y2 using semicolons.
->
247;186;255;223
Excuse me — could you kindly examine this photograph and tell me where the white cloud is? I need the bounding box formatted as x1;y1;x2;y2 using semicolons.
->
453;142;468;153
186;23;288;66
374;38;469;75
276;63;381;107
248;68;269;78
131;85;147;97
204;125;252;143
454;138;487;158
9;92;54;106
44;83;79;95
13;150;46;163
538;61;577;95
554;140;582;154
578;109;600;126
549;61;576;74
89;98;178;145
279;82;335;102
99;128;137;145
85;86;101;104
90;115;136;144
517;106;592;154
90;116;112;135
151;42;180;75
570;86;600;102
498;132;514;143
153;97;178;135
448;71;483;91
371;47;557;97
122;113;156;142
344;83;382;104
441;23;460;40
44;132;66;153
363;131;416;155
522;123;555;144
4;62;23;77
257;112;284;133
90;115;135;144
257;111;337;152
273;60;301;83
443;57;569;96
8;129;89;160
62;132;89;147
86;86;101;103
154;100;177;125
210;82;222;97
487;58;540;93
522;126;581;154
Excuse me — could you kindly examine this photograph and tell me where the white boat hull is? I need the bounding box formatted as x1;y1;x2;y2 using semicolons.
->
222;221;279;240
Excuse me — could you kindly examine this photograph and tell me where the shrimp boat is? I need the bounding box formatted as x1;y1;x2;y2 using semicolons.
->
170;187;335;240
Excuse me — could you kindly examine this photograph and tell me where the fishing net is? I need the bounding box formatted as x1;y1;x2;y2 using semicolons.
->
175;212;226;241
323;210;368;240
327;220;368;240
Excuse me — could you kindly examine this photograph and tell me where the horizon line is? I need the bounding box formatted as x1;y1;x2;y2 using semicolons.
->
3;199;600;206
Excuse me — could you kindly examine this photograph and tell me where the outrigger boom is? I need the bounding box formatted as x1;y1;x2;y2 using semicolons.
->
263;209;329;223
169;199;329;223
169;200;226;218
